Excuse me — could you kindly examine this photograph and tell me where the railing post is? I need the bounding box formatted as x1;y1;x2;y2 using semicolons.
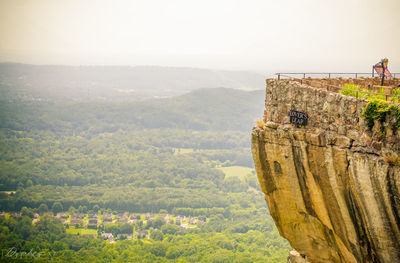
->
278;73;280;80
328;73;331;78
355;73;358;78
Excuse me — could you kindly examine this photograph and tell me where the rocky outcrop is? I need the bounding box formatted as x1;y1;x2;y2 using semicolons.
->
251;79;400;263
288;250;309;263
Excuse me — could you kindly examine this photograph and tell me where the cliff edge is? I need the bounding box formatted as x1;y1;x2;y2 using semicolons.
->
251;79;400;263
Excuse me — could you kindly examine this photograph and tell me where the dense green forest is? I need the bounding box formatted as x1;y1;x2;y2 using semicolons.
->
0;214;288;262
0;68;290;262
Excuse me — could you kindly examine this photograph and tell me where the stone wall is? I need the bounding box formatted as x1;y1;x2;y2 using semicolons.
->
264;79;400;155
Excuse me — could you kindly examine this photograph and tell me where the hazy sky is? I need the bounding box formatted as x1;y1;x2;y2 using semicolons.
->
0;0;399;72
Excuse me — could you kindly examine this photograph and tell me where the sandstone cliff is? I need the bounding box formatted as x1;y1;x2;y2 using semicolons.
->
251;79;400;263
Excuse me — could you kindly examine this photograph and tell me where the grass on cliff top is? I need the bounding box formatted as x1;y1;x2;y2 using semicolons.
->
340;84;400;103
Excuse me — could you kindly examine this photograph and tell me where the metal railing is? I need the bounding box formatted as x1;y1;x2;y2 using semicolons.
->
276;72;399;80
275;73;400;102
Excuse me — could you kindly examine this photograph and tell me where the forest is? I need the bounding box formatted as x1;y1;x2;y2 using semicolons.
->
0;71;290;262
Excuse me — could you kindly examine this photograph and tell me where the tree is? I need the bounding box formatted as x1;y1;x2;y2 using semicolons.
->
166;246;182;259
222;177;247;193
78;205;87;213
105;224;120;236
161;224;181;235
52;202;63;214
53;241;68;251
229;223;250;233
93;205;100;213
152;217;165;229
120;223;133;234
38;203;48;214
25;179;33;188
34;215;65;236
149;242;167;257
150;229;164;241
15;216;33;239
21;206;34;218
68;205;76;213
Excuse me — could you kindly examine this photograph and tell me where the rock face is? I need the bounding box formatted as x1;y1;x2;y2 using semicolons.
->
251;79;400;263
288;250;309;263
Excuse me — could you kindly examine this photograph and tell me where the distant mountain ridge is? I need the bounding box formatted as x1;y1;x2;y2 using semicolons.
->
0;87;265;132
0;63;265;101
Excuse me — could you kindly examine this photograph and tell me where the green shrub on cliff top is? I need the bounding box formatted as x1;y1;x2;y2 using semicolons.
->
393;88;400;103
341;84;400;132
361;99;400;131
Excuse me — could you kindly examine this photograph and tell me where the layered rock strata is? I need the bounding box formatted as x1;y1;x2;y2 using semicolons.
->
251;79;400;263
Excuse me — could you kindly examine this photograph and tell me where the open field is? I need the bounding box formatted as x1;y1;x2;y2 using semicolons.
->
172;148;195;155
217;166;254;182
66;227;98;235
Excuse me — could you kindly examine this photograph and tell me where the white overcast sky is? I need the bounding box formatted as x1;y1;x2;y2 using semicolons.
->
0;0;399;72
